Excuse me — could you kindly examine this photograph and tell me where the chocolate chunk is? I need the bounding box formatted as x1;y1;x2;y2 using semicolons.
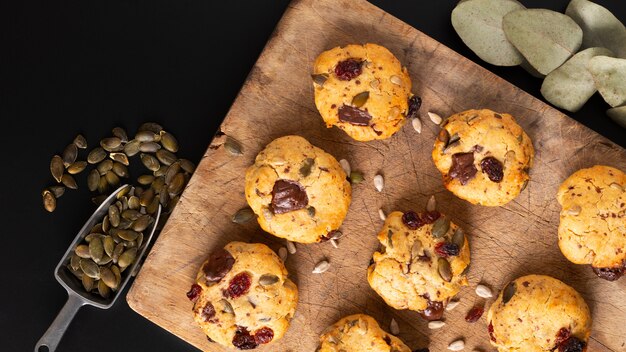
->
480;156;504;183
202;248;235;284
338;105;372;126
232;326;257;350
201;302;216;322
419;299;444;321
270;179;308;214
407;96;422;119
592;264;624;281
449;152;477;185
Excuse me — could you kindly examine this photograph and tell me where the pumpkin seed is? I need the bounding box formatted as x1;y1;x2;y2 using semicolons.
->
139;141;161;153
389;318;400;335
112;243;124;263
100;137;122;151
566;0;626;59
112;127;128;143
50;155;65;182
156;149;177;166
61;174;78;189
219;299;234;314
502;9;583;75
426;195;437;212
224;136;243;156
146;195;160;214
80;259;100;279
118;247;137;268
70;253;81;271
386;229;394;248
179;159;195;173
92;195;107;206
128;196;140;210
135;130;157;142
138;122;163;134
111;265;121;288
164;162;181;184
432;216;450;238
312;260;330;274
412;117;422;133
132;215;151;232
73;134;87;149
62;144;78;167
99;267;117;290
122;209;141;220
87;147;107;164
124;139;141;157
476;284;494;298
541;47;614;112
167;173;185;195
259;274;279;286
103;236;115;257
351;91;369;108
607;106;626;128
108;205;120;227
311;73;329;86
437;128;450;146
112;162;129;178
89;237;104;262
104;171;120;187
137;174;154;186
350;171;364;184
438;258;452;282
160;131;179;152
373;174;384;192
139;187;154;206
75;244;91;258
118;229;140;241
97;160;113;175
428;112;443;125
85;233;103;243
452;228;465;247
232;207;255;224
66;161;86;175
42;189;56;212
299;158;315;177
141;153;160;171
98;279;111;298
451;0;525;66
428;320;446;329
502;281;516;304
97;175;108;194
82;275;95;292
110;152;129;166
153;165;167;177
587;56;626;107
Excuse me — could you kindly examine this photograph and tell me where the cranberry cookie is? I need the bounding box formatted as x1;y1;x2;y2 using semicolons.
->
557;165;626;281
245;135;351;243
367;210;470;320
432;109;534;206
318;314;412;352
487;275;591;352
186;242;298;350
312;43;420;141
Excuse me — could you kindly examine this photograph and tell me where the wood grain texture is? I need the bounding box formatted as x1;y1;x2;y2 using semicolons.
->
126;0;626;351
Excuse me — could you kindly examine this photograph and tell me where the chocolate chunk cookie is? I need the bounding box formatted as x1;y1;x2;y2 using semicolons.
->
367;210;470;320
186;242;298;350
318;314;412;352
487;275;592;352
557;165;626;281
432;109;534;206
245;135;351;243
312;43;418;141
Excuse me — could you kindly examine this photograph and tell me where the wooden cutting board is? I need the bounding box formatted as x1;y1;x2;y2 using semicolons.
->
126;0;626;351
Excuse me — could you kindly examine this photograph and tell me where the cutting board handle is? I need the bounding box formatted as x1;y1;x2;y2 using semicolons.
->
34;293;85;352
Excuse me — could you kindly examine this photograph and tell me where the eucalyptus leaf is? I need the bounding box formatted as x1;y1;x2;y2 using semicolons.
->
541;47;614;112
587;56;626;107
565;0;626;58
451;0;525;66
503;9;583;75
520;59;545;78
606;106;626;128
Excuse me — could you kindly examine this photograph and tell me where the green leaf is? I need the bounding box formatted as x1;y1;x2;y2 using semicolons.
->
566;0;626;58
587;56;626;107
541;47;614;112
503;9;583;75
451;0;525;66
606;106;626;128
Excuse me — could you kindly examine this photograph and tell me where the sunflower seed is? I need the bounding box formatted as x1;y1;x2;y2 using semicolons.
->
50;155;64;182
373;174;384;192
61;174;78;189
62;144;78;167
286;240;296;254
105;171;120;187
476;284;493;298
160;131;179;152
89;237;104;262
330;239;339;248
339;159;351;176
118;247;138;268
233;207;255;224
502;281;516;304
139;142;161;153
259;274;279;286
110;152;129;166
312;260;330;274
432;217;450;238
610;182;624;191
138;122;163;134
446;300;460;311
390;75;402;85
124;139;141;157
428;112;443;125
82;275;94;292
278;247;288;262
351;91;370;108
389;318;400;335
426;195;437;212
179;159;196;174
565;205;581;216
448;339;465;351
73;134;87;149
412;117;422;133
42;190;56;212
100;137;122;152
378;208;386;221
167;173;185;195
311;73;329;86
80;259;100;279
438;258;452;282
87;147;107;164
369;79;380;89
224;136;243;156
428;320;446;329
135;130;157;142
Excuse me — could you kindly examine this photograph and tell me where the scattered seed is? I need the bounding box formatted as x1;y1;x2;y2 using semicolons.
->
167;172;185;195
428;112;443;125
373;174;384;192
67;161;87;175
565;205;581;216
428;320;446;329
307;206;316;217
50;155;64;183
378;208;386;221
389;318;400;335
502;281;516;304
437;128;450;146
330;239;339;248
224;136;243;156
390;75;402;85
232;207;255;224
160;131;179;152
312;260;330;274
135;130;157;142
330;231;344;240
100;137;122;152
426;195;437;212
339;159;351;176
138;122;163;134
97;160;113;175
446;300;460;311
610;182;624;191
87;147;107;164
286;241;296;254
476;284;493;298
278;247;288;262
61;174;78;189
448;339;465;351
140;153;160;171
412;117;422;133
73;134;87;149
112;162;129;178
62;144;78;167
49;185;65;198
110;152;129;166
42;190;56;212
105;171;120;186
124;139;141;157
350;171;364;184
139;142;161;153
179;159;196;174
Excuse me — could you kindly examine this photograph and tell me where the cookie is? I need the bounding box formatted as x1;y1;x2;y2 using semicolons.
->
312;43;419;141
245;135;351;243
432;109;534;206
367;210;470;320
318;314;412;352
556;165;626;281
487;275;592;352
186;242;298;350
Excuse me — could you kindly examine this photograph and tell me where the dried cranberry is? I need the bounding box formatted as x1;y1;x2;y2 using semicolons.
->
480;157;504;183
338;105;372;126
226;272;252;298
254;327;274;344
232;326;258;350
271;180;308;214
449;152;477;185
203;249;235;284
488;321;497;342
407;96;422;119
419;299;444;321
335;58;363;81
186;284;202;303
435;242;460;257
592;265;624;281
402;211;422;230
554;328;571;347
464;305;484;323
201;302;216;322
421;211;441;224
558;336;586;352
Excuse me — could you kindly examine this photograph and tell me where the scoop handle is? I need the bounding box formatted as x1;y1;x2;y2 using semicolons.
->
35;293;85;352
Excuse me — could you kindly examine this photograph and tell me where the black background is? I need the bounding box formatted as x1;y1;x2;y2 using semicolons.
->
1;1;625;351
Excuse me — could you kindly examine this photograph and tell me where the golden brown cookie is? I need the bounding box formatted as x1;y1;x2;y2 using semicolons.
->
312;43;420;141
487;275;592;352
367;210;470;320
432;109;534;206
186;242;298;350
557;165;626;281
318;314;412;352
244;135;351;243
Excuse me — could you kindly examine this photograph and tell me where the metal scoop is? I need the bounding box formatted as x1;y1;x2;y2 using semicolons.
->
35;184;161;352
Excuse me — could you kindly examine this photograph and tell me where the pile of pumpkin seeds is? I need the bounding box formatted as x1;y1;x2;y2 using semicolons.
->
43;122;195;226
451;0;626;127
66;185;156;298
